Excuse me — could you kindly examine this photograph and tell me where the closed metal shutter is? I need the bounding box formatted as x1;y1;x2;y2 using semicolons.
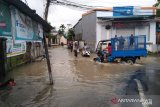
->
136;26;149;41
116;27;135;37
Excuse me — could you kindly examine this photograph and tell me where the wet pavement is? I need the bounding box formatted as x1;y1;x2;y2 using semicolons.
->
0;46;160;107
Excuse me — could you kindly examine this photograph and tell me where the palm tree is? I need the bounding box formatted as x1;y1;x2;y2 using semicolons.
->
67;28;75;41
58;24;66;36
60;24;66;31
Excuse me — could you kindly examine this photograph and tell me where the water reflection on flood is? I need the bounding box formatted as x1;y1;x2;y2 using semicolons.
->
0;47;160;107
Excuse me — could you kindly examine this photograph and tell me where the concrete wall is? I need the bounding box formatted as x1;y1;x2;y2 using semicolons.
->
30;42;44;60
97;11;113;17
96;22;112;47
81;12;97;51
60;36;67;45
74;19;83;40
149;21;156;44
146;21;156;52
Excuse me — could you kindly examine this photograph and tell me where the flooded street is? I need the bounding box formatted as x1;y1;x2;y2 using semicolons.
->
1;46;160;107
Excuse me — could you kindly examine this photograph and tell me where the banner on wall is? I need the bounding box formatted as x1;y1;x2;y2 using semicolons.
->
6;37;26;57
38;24;43;39
14;8;34;40
10;6;43;41
6;37;13;54
12;42;26;53
5;6;45;57
32;21;43;41
0;1;11;36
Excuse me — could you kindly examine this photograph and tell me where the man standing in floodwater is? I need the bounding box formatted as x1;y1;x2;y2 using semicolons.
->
70;41;73;52
73;41;78;57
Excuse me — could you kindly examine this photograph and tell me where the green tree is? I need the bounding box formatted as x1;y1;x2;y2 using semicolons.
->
58;24;66;36
154;0;160;17
67;28;75;41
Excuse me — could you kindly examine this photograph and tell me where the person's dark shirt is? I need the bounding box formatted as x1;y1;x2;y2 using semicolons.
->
130;35;134;46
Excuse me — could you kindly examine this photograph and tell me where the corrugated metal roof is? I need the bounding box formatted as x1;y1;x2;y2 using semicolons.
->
3;0;53;32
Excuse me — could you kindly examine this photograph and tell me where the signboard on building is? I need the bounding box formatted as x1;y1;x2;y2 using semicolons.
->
32;21;43;41
113;6;154;17
6;37;13;54
113;6;134;16
14;8;34;40
12;42;26;53
6;37;26;57
0;1;11;36
5;6;44;57
11;6;43;41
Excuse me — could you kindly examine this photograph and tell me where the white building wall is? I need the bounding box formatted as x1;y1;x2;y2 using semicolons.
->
97;11;113;17
135;26;149;39
135;21;156;52
111;27;116;38
150;21;156;44
96;23;101;49
102;22;112;40
60;36;67;45
149;21;157;52
96;22;112;47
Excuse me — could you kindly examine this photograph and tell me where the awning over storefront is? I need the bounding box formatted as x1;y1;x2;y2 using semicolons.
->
97;15;155;21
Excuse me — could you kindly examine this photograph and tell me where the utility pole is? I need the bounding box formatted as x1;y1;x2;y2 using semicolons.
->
43;0;53;85
43;34;53;85
44;0;51;20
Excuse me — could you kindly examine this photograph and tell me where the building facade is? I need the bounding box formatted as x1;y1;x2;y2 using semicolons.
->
0;0;52;70
74;6;157;52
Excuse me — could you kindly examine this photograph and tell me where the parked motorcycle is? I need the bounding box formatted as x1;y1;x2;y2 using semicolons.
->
81;49;90;57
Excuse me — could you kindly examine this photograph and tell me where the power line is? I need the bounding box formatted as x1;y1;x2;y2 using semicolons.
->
48;0;156;15
60;0;105;8
50;0;105;10
51;1;91;10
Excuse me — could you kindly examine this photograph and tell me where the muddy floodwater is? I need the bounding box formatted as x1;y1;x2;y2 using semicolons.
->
0;46;160;107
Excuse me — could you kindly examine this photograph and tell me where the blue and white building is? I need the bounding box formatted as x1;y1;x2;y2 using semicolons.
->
74;6;157;52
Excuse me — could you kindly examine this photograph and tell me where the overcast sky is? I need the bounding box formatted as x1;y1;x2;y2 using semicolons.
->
22;0;157;29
